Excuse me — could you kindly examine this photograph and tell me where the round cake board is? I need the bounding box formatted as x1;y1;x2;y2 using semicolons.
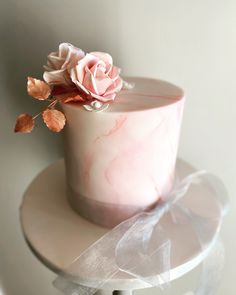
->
20;159;221;291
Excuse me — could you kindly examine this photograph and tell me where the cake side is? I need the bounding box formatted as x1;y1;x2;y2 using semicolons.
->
62;77;185;217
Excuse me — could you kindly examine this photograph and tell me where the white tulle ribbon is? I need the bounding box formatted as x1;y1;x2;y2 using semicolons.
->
53;171;229;295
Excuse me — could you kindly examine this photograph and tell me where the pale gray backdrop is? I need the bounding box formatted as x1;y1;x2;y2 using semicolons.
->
0;0;235;294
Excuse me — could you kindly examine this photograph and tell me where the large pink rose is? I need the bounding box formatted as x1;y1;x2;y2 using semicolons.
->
70;52;123;102
43;43;85;86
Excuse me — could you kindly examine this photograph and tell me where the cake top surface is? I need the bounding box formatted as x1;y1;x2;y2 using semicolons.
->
64;77;184;113
106;77;184;113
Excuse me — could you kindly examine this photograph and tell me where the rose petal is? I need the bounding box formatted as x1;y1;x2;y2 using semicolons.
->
42;109;66;132
105;76;123;96
91;92;116;102
93;75;113;95
85;67;99;94
43;43;85;87
59;43;85;70
90;76;122;102
71;53;98;85
108;66;121;80
47;53;65;70
82;62;112;96
90;60;106;77
43;69;72;86
14;113;34;133
105;63;112;76
27;77;51;100
90;52;113;65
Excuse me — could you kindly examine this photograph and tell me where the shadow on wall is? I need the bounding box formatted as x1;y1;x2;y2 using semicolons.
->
0;1;64;158
0;0;122;156
0;1;121;294
1;0;122;116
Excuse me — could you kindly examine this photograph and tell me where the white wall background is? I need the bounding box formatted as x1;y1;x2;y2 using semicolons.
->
0;0;235;294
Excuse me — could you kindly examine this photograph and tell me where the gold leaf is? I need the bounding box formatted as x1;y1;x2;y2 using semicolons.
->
42;109;66;132
14;113;34;133
27;77;51;100
62;93;84;103
54;91;85;103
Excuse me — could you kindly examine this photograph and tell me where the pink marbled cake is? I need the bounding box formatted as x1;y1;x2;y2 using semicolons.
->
62;77;185;227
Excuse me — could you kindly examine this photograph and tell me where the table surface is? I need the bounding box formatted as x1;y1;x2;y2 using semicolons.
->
20;158;221;291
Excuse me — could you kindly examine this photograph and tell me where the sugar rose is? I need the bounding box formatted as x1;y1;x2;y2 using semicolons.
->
70;52;123;102
15;43;126;134
43;43;85;86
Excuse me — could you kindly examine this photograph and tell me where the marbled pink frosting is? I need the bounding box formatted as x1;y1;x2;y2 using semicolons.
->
62;77;185;227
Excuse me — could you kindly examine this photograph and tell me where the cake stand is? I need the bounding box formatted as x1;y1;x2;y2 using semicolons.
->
20;159;222;295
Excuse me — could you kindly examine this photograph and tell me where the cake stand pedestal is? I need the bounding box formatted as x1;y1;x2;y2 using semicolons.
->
20;159;222;294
